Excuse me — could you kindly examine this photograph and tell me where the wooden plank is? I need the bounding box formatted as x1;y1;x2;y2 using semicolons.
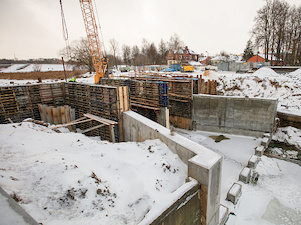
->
41;118;93;131
84;113;118;125
123;86;130;111
80;123;106;134
51;107;59;125
64;105;72;131
59;106;66;124
38;104;47;122
117;86;124;113
45;106;53;124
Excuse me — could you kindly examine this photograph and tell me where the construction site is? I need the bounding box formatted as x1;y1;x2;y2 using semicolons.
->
1;0;301;225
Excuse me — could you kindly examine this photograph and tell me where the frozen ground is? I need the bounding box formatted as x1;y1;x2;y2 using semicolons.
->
176;128;301;225
0;64;74;73
0;122;192;225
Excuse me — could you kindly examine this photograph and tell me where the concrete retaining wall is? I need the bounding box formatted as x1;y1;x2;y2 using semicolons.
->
149;183;201;225
192;95;278;137
123;111;222;225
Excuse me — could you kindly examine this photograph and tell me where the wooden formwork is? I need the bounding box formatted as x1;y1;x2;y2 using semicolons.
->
0;83;64;124
0;83;129;142
101;74;217;129
63;83;129;142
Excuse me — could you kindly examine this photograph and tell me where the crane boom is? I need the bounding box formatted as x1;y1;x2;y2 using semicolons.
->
79;0;107;83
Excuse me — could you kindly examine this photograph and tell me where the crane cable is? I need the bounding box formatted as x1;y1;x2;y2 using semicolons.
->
92;0;107;57
60;0;71;59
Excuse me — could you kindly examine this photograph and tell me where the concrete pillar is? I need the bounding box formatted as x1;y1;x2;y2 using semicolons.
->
159;107;170;129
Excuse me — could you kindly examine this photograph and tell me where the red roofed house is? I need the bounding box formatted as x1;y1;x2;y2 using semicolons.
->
247;53;283;66
167;46;199;65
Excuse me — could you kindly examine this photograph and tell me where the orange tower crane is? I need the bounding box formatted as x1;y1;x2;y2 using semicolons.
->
79;0;108;84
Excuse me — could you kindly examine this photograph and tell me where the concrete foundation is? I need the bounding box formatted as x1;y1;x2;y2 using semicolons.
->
192;95;278;137
123;111;222;225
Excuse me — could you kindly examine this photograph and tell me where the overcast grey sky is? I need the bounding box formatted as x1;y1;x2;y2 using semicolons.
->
0;0;300;60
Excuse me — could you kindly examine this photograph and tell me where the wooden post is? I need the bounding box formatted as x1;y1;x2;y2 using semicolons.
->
62;57;67;82
110;125;115;143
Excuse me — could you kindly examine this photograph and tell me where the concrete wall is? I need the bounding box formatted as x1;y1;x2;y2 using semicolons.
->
123;111;222;225
192;95;278;137
150;183;201;225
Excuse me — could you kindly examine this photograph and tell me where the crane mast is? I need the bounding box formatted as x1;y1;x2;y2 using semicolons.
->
79;0;107;83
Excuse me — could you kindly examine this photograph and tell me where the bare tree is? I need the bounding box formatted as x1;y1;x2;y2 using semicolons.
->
158;39;168;64
131;45;140;66
109;38;119;69
122;44;131;65
252;0;300;65
59;38;93;73
168;33;185;51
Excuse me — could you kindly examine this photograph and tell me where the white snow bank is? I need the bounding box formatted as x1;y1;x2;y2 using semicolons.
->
0;122;188;225
272;126;301;149
290;68;301;77
253;67;279;78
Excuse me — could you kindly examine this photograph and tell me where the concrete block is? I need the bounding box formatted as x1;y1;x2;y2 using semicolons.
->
263;133;271;139
255;145;265;156
247;155;260;169
239;167;251;184
226;183;242;205
261;137;270;147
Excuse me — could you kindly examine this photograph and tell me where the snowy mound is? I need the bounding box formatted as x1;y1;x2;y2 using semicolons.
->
253;67;279;78
218;69;301;111
202;70;219;80
290;68;301;77
0;122;187;225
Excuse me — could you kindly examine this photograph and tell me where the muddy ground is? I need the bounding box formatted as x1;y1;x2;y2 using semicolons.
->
0;70;87;80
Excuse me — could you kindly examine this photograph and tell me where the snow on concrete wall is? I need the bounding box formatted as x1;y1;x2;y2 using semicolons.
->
123;111;222;225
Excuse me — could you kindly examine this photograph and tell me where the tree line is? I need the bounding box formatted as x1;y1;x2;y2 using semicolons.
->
250;0;301;65
59;34;185;72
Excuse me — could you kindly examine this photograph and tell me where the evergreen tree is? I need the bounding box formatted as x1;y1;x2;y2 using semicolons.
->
243;40;254;61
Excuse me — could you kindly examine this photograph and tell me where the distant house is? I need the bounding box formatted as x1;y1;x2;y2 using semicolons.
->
199;56;212;65
211;54;242;65
167;46;199;65
247;53;283;66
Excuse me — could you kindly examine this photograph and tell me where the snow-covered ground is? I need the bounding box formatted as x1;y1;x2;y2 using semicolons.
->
0;64;74;73
176;129;301;225
0;122;191;225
